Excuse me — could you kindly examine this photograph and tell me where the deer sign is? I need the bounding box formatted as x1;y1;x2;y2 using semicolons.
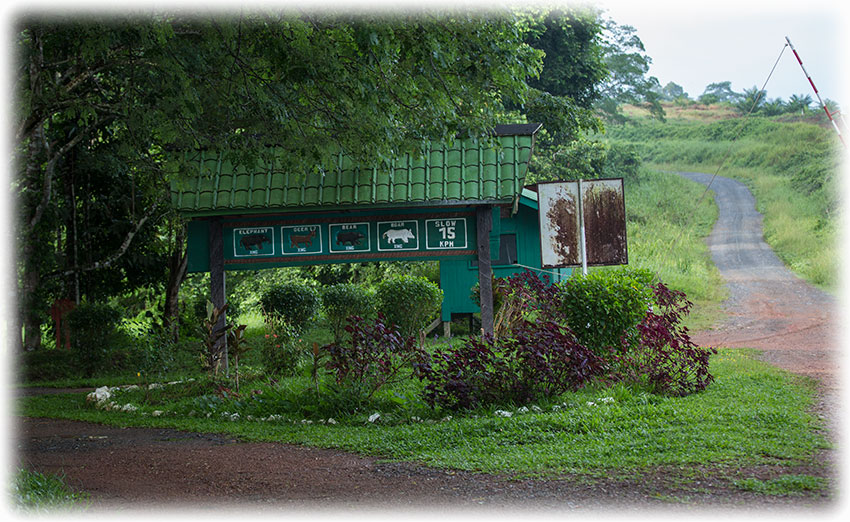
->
290;228;317;249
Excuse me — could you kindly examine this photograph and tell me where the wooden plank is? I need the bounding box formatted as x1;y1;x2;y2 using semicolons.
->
476;205;494;336
423;317;442;336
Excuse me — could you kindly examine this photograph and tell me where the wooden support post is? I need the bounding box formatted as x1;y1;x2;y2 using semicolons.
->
209;218;228;375
476;205;494;336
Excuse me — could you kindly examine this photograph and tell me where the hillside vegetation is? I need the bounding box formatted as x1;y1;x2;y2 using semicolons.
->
604;104;842;291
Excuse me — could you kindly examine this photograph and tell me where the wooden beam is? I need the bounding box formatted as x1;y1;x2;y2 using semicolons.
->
424;317;442;336
208;218;228;375
476;205;494;336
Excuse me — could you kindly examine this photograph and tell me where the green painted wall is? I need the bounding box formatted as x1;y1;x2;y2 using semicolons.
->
438;198;570;321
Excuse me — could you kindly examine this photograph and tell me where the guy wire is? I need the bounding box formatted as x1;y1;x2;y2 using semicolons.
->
650;42;789;272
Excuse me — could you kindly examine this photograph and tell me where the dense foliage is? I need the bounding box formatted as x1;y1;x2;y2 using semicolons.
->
321;283;376;342
66;302;124;377
557;268;655;356
325;315;427;400
619;282;716;396
258;312;300;377
419;320;603;410
419;270;715;410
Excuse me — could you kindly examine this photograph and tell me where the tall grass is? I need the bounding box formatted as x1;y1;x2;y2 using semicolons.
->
12;469;89;511
620;167;727;329
604;115;841;291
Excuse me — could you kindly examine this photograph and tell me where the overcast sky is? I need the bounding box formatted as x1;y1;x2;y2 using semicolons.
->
599;0;848;104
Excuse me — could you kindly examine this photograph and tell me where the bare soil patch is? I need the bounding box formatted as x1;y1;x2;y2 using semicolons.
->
14;417;834;513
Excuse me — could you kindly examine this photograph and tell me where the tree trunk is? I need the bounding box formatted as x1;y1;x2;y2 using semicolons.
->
163;221;188;342
19;115;47;352
476;205;494;337
21;259;42;352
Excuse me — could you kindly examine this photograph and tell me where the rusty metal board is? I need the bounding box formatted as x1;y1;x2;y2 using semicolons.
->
537;178;627;269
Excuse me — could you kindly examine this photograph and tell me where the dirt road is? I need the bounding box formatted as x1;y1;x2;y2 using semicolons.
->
679;172;840;438
14;171;840;512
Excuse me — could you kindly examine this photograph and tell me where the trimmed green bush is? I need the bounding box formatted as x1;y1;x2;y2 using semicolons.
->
322;283;375;342
558;268;655;355
259;280;320;334
375;275;443;338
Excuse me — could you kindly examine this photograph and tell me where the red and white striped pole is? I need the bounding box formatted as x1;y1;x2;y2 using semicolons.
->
785;36;845;148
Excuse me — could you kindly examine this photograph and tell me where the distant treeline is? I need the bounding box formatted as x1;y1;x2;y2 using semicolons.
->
654;80;839;119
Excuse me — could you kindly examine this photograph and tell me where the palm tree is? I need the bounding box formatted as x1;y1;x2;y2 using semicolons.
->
735;87;766;114
761;98;786;116
787;94;813;115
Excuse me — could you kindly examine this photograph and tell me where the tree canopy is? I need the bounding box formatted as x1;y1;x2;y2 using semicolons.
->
14;11;545;350
595;19;664;123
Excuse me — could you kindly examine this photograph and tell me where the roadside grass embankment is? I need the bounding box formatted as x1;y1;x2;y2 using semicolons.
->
620;167;726;330
604;115;841;292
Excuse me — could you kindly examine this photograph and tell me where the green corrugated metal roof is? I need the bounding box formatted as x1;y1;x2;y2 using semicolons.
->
171;124;540;216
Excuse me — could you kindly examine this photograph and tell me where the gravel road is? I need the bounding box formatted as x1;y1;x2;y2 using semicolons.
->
680;171;840;438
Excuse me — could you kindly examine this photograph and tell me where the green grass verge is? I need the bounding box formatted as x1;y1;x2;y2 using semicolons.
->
621;168;727;330
16;348;829;479
734;474;828;496
11;469;90;512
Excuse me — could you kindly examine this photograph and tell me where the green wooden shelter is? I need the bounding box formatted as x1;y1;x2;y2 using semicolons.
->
170;123;565;335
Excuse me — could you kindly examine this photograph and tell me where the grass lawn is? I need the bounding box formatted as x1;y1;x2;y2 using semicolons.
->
17;347;830;481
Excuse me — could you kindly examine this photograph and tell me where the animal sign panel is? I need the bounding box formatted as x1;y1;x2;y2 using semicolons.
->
329;223;370;253
281;225;322;255
377;221;419;251
205;211;477;272
233;227;275;257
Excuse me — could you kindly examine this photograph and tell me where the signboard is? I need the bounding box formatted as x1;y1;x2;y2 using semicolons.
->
329;223;370;253
425;218;468;250
233;227;275;257
537;178;627;269
281;225;322;255
377;221;419;251
196;211;477;272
